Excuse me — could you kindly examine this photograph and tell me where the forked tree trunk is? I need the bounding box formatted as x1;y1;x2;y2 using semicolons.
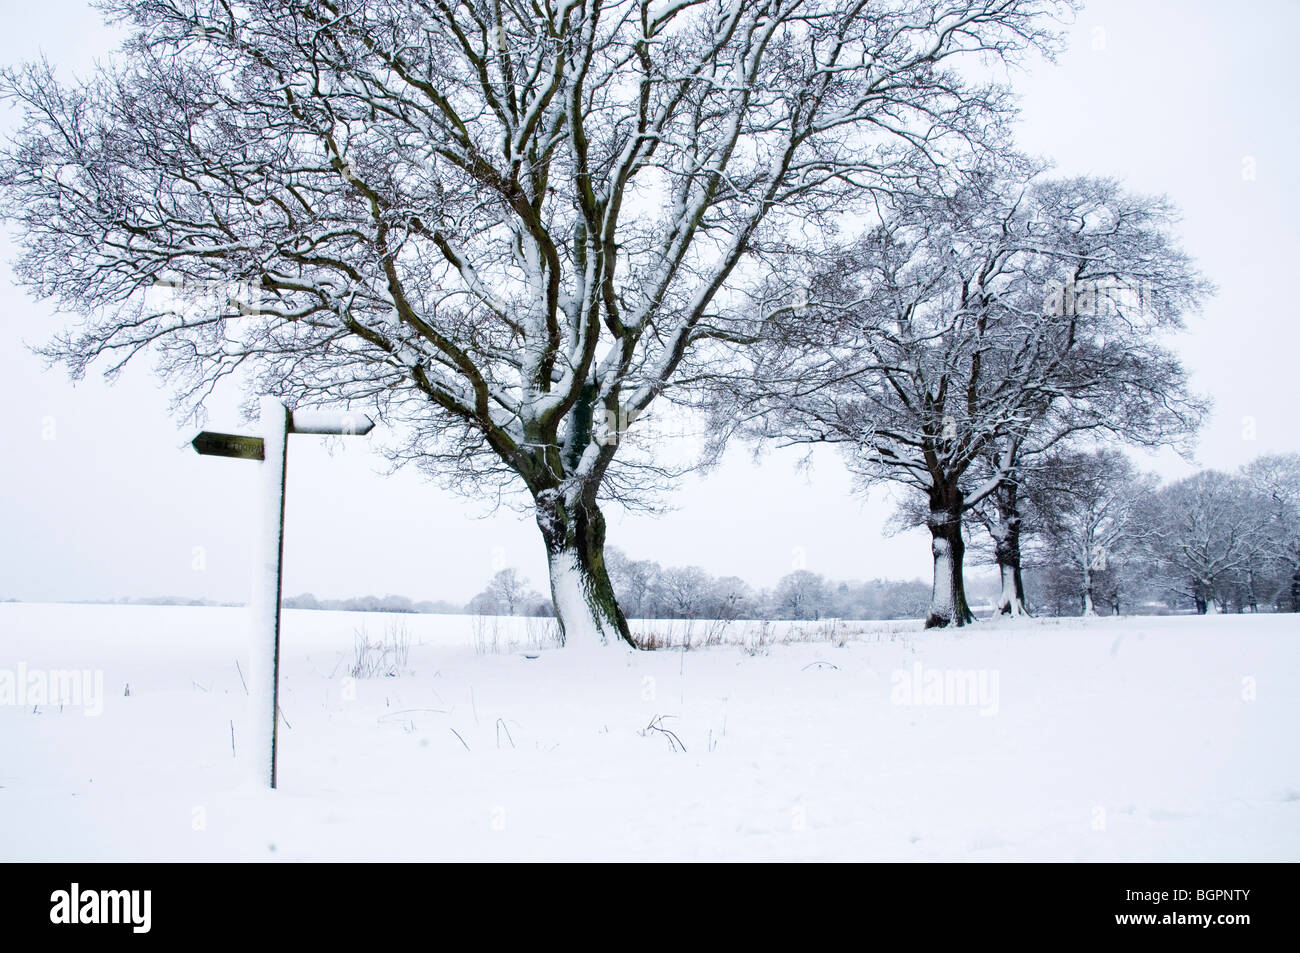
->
991;481;1029;617
1081;560;1097;617
996;560;1029;617
1199;581;1223;614
925;482;975;628
534;488;634;649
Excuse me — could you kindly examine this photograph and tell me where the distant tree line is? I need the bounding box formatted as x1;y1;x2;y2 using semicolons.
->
468;450;1300;621
1005;451;1300;617
282;593;462;615
460;557;934;622
90;446;1300;624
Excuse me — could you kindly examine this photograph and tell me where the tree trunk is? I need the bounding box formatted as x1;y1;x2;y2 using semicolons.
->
996;560;1029;617
1081;560;1096;617
925;482;975;628
992;481;1030;617
1291;565;1300;612
534;488;634;649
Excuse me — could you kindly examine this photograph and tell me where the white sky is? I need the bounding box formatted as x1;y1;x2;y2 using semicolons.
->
1;0;1297;605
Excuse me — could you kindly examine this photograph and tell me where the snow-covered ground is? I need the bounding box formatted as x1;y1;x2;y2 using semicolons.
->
1;603;1297;861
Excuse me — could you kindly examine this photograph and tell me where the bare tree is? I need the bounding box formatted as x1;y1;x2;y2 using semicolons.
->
485;568;533;615
967;444;1038;616
714;167;1208;627
773;569;830;619
1030;449;1156;616
1241;453;1300;611
704;575;755;621
604;547;659;620
1141;470;1274;614
0;0;1067;647
656;565;713;619
970;345;1204;619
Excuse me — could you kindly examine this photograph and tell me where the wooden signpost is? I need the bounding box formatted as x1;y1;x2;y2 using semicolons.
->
190;431;265;461
193;397;374;788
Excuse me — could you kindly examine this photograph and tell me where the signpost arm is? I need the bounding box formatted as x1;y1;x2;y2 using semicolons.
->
249;397;290;789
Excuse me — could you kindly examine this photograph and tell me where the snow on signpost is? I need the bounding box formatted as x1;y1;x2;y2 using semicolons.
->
192;397;375;789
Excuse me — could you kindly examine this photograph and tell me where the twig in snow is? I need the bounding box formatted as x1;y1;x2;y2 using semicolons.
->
230;720;236;757
640;715;687;753
234;660;248;695
379;707;447;720
449;727;470;751
496;718;515;749
802;661;839;671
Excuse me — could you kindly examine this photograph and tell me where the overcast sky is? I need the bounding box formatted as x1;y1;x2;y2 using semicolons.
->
1;0;1297;606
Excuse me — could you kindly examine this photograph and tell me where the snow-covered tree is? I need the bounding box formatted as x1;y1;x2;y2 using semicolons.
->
967;443;1039;616
1030;449;1156;616
476;568;537;616
1242;453;1300;612
969;351;1203;620
655;565;714;619
715;168;1208;627
1141;470;1274;613
773;569;831;619
0;0;1067;647
702;575;755;621
605;547;660;620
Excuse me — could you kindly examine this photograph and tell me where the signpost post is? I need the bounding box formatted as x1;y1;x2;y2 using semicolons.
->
192;397;374;788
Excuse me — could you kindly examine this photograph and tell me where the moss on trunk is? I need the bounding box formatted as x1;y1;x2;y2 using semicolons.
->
535;488;634;648
925;482;975;629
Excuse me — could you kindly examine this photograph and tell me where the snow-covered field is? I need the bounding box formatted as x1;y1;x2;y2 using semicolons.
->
1;603;1297;861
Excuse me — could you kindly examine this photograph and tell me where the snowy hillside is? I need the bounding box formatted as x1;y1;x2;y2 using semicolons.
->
1;604;1297;861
